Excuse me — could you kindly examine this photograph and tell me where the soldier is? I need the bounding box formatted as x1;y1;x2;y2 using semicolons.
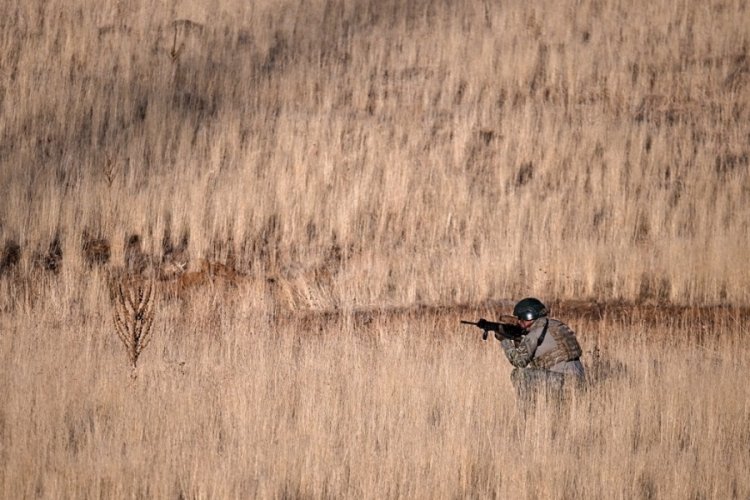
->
499;298;585;406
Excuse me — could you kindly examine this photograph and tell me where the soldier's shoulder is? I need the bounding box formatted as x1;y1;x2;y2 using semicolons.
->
534;317;564;328
548;317;576;334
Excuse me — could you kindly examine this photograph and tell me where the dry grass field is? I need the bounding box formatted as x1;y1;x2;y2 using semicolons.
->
1;295;749;498
1;0;749;498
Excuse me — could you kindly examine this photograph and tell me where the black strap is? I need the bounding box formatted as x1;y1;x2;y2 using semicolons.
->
537;318;550;347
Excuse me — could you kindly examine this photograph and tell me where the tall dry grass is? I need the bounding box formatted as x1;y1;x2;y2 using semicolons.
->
1;0;748;307
1;0;750;497
0;283;748;498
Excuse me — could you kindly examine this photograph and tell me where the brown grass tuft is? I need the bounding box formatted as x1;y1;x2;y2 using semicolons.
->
124;233;150;276
110;277;156;369
0;240;21;275
30;234;63;274
81;231;111;267
160;230;190;280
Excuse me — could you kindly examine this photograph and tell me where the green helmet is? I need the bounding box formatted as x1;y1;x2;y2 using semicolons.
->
513;298;549;321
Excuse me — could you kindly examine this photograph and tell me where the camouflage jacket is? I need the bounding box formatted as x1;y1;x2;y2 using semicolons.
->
500;317;584;377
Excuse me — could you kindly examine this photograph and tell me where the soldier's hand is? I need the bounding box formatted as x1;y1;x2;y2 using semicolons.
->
494;328;505;342
500;338;516;350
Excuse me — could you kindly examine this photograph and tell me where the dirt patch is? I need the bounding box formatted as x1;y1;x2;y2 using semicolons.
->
287;299;749;339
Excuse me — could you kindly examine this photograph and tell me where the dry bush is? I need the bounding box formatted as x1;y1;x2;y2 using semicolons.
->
0;240;21;276
110;277;156;368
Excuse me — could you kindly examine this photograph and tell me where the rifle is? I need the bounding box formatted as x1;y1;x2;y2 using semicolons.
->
460;316;524;342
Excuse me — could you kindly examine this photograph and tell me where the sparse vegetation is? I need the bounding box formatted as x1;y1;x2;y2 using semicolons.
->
0;0;748;497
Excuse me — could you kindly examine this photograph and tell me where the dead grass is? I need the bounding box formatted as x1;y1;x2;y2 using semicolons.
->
1;0;749;307
1;0;749;497
0;288;748;498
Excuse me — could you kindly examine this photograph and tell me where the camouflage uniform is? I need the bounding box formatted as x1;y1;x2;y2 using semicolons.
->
500;317;585;404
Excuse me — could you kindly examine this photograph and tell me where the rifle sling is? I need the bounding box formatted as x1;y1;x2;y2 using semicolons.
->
537;318;550;347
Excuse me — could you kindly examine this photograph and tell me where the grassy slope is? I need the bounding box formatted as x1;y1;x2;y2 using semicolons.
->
1;0;749;306
1;0;749;497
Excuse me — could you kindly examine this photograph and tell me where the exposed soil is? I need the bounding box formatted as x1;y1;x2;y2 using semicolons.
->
290;298;749;342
